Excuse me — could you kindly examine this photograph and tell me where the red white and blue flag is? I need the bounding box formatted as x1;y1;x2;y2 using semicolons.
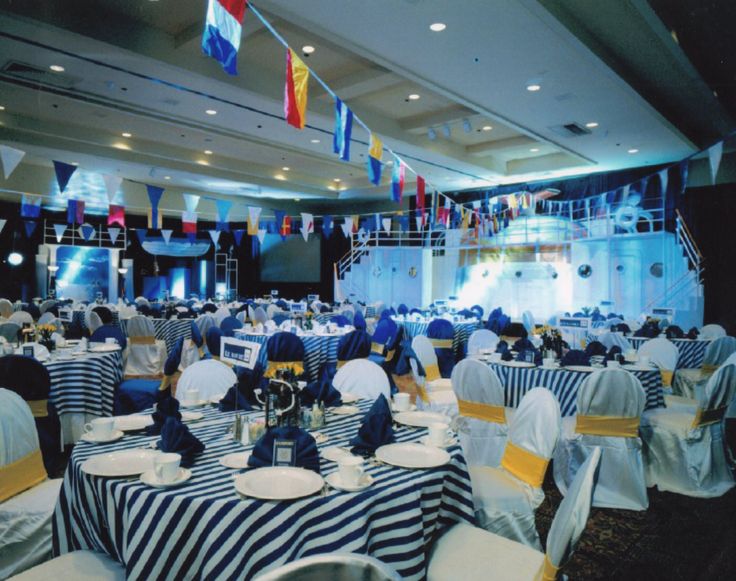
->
202;0;248;76
333;98;353;161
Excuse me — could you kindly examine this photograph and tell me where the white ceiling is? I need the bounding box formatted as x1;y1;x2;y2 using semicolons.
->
0;0;714;213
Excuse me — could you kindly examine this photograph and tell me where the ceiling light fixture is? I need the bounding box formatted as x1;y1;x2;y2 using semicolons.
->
112;142;131;150
408;94;420;100
0;106;5;111
205;109;217;115
274;174;286;181
164;176;171;180
526;83;541;92
47;265;59;273
204;150;213;155
302;45;315;54
294;198;301;202
49;65;65;72
327;186;337;191
282;166;290;171
310;139;320;143
628;148;639;154
585;122;599;128
482;125;492;131
197;159;210;166
333;178;341;182
430;23;446;32
121;132;132;138
117;267;129;275
530;148;540;152
428;127;437;141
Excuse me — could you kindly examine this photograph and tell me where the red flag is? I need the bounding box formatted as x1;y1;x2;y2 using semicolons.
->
416;176;425;224
108;204;125;227
280;215;291;237
285;49;309;129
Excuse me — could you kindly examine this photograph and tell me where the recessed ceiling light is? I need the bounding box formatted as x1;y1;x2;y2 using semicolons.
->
294;198;301;202
282;166;290;171
49;65;65;72
526;84;541;92
628;148;639;154
71;162;79;166
408;94;420;100
112;142;131;150
302;45;315;54
0;106;5;111
204;150;213;155
585;122;599;128
328;186;337;191
205;109;217;115
333;178;341;182
164;176;171;180
340;187;347;191
121;132;132;138
310;139;320;143
274;174;286;181
197;159;210;166
530;148;540;152
482;125;492;131
430;23;446;32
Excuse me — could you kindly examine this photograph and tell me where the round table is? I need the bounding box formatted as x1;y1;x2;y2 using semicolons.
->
119;317;192;353
395;318;480;359
627;337;710;369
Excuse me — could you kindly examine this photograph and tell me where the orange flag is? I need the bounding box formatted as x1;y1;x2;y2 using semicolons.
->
285;48;309;129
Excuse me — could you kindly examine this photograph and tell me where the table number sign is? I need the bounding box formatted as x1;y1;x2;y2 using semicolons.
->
58;307;73;323
651;307;675;319
559;317;591;330
22;345;35;357
307;294;319;301
220;337;260;370
272;439;296;466
290;302;306;314
270;289;279;297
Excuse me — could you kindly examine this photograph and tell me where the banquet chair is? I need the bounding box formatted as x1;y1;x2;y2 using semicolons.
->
700;323;727;340
253;306;269;326
180;320;205;369
195;313;218;340
116;339;182;413
253;553;401;581
9;311;33;326
427;448;601;581
22;304;40;322
124;315;166;377
236;310;247;324
469;387;561;549
85;311;103;335
641;363;736;497
672;335;736;400
206;326;224;358
553;368;648;510
220;315;243;337
333;359;390;401
427;318;456;378
90;324;127;350
452;359;510;467
264;332;305;378
36;312;55;327
92;306;114;325
336;330;372;369
8;550;125;580
467;329;499;355
637;337;678;389
214;306;231;325
521;311;535;336
597;331;632;352
266;304;279;320
369;317;398;360
0;356;62;475
0;298;14;319
0;388;63;578
411;335;452;391
0;321;21;342
177;359;237;400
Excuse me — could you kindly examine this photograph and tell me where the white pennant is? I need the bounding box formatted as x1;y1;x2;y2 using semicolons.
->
621;184;630;202
708;142;723;183
208;229;221;248
102;175;122;204
53;223;66;242
183;194;200;213
256;228;266;243
340;220;352;238
658;168;668;196
107;227;121;244
300;212;314;234
0;145;25;180
382;217;392;234
161;229;173;244
415;216;423;231
300;225;310;242
248;206;262;231
0;219;6;235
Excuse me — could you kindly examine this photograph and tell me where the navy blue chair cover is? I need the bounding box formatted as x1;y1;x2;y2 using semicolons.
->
501;322;528;339
202;303;217;314
248;426;320;473
206;326;223;357
370;317;398;359
330;315;350;327
90;324;127;350
397;304;409;316
584;340;608;357
353;311;367;331
220;316;243;337
276;299;289;310
337;330;372;367
513;338;535;352
427;318;455;378
92;306;114;325
191;320;204;348
409;308;422;315
265;332;305;378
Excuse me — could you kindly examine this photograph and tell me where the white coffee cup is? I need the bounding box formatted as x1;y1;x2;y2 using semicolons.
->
183;388;200;404
337;455;364;486
542;357;555;368
154;452;181;484
84;417;114;440
428;422;449;447
393;393;411;412
607;359;621;368
105;337;118;345
639;355;651;367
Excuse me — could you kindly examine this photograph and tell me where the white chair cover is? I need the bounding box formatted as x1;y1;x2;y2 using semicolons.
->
553;369;648;510
10;550;126;580
195;314;217;340
236;311;247;324
253;307;268;325
86;312;103;334
641;363;736;497
124;315;166;377
36;313;54;326
333;359;390;401
0;322;21;342
266;305;278;320
452;359;508;467
521;311;535;335
9;312;33;325
703;336;736;368
410;336;455;415
466;329;499;355
0;389;62;578
134;296;150;308
700;324;727;340
638;337;678;371
38;301;56;315
177;359;237;400
214;307;230;325
0;299;14;319
597;331;632;352
179;339;201;371
469;387;561;549
674;336;736;400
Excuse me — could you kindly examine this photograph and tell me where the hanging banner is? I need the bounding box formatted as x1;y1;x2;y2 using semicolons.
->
182;211;197;234
367;133;383;185
24;220;37;238
103;175;122;204
79;223;95;241
340;218;352;238
247;206;262;235
146;184;164;229
256;228;266;243
233;229;245;246
280;214;291;239
391;156;405;203
107;205;125;227
67;199;85;224
201;0;248;75
708;141;723;184
161;229;173;244
0;145;25;179
285;48;310;129
322;215;333;238
658;168;669;196
21;194;42;218
53;160;77;193
333;97;353;161
216;199;233;224
382;217;392;234
208;229;221;248
53;223;66;243
351;215;359;233
416;175;426;223
107;227;121;244
183;193;200;213
300;212;314;242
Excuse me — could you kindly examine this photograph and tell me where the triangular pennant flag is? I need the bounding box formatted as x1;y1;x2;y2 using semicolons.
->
415;215;423;231
257;228;267;244
146;185;164;229
340;219;352;238
53;223;66;242
333;97;353;161
300;224;310;242
0;145;25;179
680;160;689;193
285;48;310;129
274;210;286;239
621;184;631;203
67;199;85;225
0;219;6;235
53;161;77;193
247;206;262;235
233;229;245;246
367;133;383;185
382;217;392;234
658;168;669;196
708;141;723;183
216;221;230;232
182;211;197;234
322;215;333;238
102;175;122;204
79;224;95;241
301;213;314;235
161;229;173;244
107;227;121;244
135;229;147;245
215;199;233;224
24;220;37;238
108;204;126;227
351;215;360;233
399;215;409;232
183;193;200;213
201;0;248;75
21;194;42;218
208;229;221;248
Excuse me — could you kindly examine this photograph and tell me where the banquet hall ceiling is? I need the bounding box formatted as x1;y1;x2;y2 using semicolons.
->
0;0;732;207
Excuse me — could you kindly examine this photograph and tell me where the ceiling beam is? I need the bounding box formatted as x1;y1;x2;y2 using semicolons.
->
317;68;403;101
466;136;538;157
398;105;477;132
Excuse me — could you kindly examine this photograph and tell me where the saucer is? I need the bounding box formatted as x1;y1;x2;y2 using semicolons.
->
80;429;124;443
325;471;374;492
419;435;457;449
321;447;354;462
330;405;360;415
391;404;417;413
219;452;251;469
180;399;208;408
140;468;192;488
311;432;329;444
181;411;203;422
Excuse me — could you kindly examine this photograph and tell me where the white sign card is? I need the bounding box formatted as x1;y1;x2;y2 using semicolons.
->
57;307;73;323
290;302;306;313
558;317;591;330
307;294;319;301
219;337;260;369
651;307;675;319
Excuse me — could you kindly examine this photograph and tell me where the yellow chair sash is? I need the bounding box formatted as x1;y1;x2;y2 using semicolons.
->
416;383;430;404
129;336;156;345
501;441;548;488
0;450;47;503
385;349;395;361
536;555;560;581
424;363;441;382
336;360;347;369
371;342;385;355
159;371;181;392
457;399;506;424
692;405;727;428
26;399;48;418
660;369;674;387
575;415;640;437
701;364;718;374
264;361;304;378
429;338;453;349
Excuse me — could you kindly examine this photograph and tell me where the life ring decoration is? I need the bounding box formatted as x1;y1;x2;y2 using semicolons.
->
357;228;370;243
372;265;383;278
408;266;417;278
614;205;654;233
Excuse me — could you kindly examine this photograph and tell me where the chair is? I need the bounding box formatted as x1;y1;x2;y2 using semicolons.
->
180;320;205;369
638;337;678;389
554;369;648;510
369;317;398;360
521;311;535;335
333;359;390;401
220;315;243;337
38;300;56;315
0;299;14;319
90;324;127;350
264;332;305;378
467;329;499;355
0;322;20;342
85;311;103;335
700;324;727;340
336;330;372;369
177;359;237;400
641;363;736;497
253;553;401;581
427;318;455;378
0;388;63;578
9;312;33;326
214;306;231;325
21;304;40;321
8;550;126;580
253;306;268;326
452;359;509;467
195;314;218;340
673;336;736;400
124;315;167;377
469;387;561;549
236;310;247;324
92;306;113;325
597;331;632;352
411;335;453;391
427;448;601;581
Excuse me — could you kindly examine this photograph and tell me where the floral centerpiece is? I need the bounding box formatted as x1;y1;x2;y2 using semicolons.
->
538;325;564;359
302;311;314;331
36;324;57;351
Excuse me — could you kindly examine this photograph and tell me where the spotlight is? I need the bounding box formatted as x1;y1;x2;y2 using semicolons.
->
47;265;59;273
117;267;129;275
462;118;472;133
428;127;437;141
8;252;23;266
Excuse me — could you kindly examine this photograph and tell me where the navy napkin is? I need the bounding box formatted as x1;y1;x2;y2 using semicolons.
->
350;394;395;457
146;394;182;436
665;325;684;339
300;372;343;408
611;323;630;334
219;385;254;412
247;426;321;474
605;345;623;362
157;416;205;467
634;323;660;338
513;338;535;352
686;327;700;340
584;341;608;357
501;348;514;362
496;340;509;354
561;349;591;367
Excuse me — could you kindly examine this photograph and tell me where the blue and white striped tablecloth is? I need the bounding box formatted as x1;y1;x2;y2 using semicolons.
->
487;362;664;416
628;337;710;369
396;319;480;359
71;310;120;331
235;332;342;381
45;351;123;417
120;318;192;353
53;401;474;580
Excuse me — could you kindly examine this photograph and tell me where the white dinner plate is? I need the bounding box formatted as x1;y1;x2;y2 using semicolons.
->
498;360;536;368
321;447;354;463
340;393;360;404
80;429;124;444
219;452;251;469
81;449;160;477
376;443;450;469
114;415;154;431
330;405;360;415
393;411;450;428
325;472;374;492
140;468;192;489
564;365;597;372
234;466;324;500
88;344;121;353
623;364;657;372
181;411;203;422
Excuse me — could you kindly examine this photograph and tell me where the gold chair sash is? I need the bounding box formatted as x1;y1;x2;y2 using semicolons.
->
26;399;48;418
336;360;347;369
501;441;548;488
371;342;385;355
575;415;640;437
159;371;181;392
0;450;47;503
457;399;506;424
129;336;156;345
429;338;453;349
424;363;441;382
264;361;304;378
536;555;560;581
701;364;718;374
416;383;430;404
660;369;674;387
692;405;727;428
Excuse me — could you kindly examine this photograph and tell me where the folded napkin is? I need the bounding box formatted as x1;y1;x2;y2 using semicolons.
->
561;349;590;367
495;340;509;354
605;345;623;361
146;394;182;436
611;323;630;334
247;426;320;473
350;394;395;457
300;371;343;408
219;385;254;412
584;341;608;358
686;327;700;340
157;416;205;468
501;348;514;362
665;325;684;339
513;338;535;352
516;348;542;366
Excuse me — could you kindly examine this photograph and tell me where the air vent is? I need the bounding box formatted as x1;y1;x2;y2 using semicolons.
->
1;61;80;89
547;122;592;138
